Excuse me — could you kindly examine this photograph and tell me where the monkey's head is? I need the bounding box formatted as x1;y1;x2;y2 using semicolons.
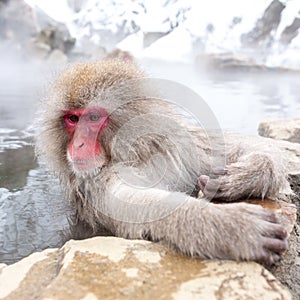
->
36;59;150;178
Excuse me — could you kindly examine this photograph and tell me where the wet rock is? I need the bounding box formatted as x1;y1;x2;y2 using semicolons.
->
195;53;300;73
46;49;68;64
143;32;169;48
67;0;85;13
0;0;37;43
270;190;300;300
27;41;51;60
35;24;75;54
0;0;75;60
196;53;262;72
0;237;292;300
251;126;300;300
258;118;300;143
280;17;300;46
241;0;285;48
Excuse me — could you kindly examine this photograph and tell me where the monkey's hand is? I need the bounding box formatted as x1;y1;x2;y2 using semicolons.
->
198;152;289;201
171;201;288;265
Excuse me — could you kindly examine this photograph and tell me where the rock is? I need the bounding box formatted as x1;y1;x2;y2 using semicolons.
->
280;17;300;46
0;0;75;60
195;53;300;73
258;118;300;143
241;0;285;48
246;199;297;237
34;24;76;54
46;49;68;64
143;32;169;48
25;40;51;61
270;195;300;300
67;0;85;13
249;126;300;300
0;237;292;300
0;0;37;43
195;53;263;72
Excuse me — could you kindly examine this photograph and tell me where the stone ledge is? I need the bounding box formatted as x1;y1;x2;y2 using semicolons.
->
0;236;292;300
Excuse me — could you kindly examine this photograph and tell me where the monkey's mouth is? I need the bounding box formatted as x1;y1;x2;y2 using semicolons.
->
67;150;106;176
72;158;100;170
71;160;104;178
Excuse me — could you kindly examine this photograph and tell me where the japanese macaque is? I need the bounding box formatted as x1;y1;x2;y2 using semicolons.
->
35;53;291;265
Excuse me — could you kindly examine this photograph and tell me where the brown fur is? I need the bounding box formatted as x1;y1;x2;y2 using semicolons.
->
35;57;290;264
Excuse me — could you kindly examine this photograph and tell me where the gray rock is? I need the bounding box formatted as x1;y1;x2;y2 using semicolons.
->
46;49;68;64
25;40;51;61
254;123;300;299
34;23;75;54
0;0;75;60
0;0;37;44
280;17;300;46
241;0;285;49
195;53;300;73
67;0;85;13
258;118;300;143
0;237;292;300
143;32;169;48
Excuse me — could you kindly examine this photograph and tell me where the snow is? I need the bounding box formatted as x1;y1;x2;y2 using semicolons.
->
142;27;193;61
24;0;300;69
24;0;73;22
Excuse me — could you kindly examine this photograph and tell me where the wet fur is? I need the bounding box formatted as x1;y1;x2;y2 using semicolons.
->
36;58;290;264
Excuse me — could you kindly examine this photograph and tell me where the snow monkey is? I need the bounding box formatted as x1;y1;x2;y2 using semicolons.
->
35;54;290;265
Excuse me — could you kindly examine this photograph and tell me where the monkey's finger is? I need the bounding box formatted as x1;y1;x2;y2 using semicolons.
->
264;223;287;239
198;175;209;192
211;167;228;176
261;211;278;223
261;252;282;265
202;179;222;195
262;237;288;253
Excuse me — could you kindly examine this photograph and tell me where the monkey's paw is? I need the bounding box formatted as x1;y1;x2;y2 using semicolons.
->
210;203;288;265
198;164;278;201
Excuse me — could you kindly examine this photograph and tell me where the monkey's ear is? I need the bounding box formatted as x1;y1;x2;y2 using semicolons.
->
105;49;134;63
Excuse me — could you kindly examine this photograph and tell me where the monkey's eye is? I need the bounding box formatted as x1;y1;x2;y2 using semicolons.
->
69;115;79;123
89;115;100;122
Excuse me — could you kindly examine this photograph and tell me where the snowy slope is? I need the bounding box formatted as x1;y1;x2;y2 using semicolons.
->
25;0;300;68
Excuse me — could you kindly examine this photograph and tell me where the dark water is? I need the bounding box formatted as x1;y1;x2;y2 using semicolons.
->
0;59;299;264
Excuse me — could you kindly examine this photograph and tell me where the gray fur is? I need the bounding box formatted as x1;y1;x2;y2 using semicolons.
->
35;58;289;264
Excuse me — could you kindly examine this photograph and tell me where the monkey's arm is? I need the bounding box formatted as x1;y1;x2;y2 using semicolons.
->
99;179;287;265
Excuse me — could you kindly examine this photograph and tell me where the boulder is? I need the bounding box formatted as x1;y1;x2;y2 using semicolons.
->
0;0;75;60
280;17;300;46
241;0;285;49
258;118;300;143
34;24;75;54
46;49;68;64
0;237;292;300
67;0;85;13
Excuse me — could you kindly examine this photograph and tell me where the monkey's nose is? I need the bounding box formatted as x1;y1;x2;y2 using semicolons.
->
73;139;85;148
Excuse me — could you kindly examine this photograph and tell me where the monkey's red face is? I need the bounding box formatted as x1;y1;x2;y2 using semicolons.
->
63;107;109;173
